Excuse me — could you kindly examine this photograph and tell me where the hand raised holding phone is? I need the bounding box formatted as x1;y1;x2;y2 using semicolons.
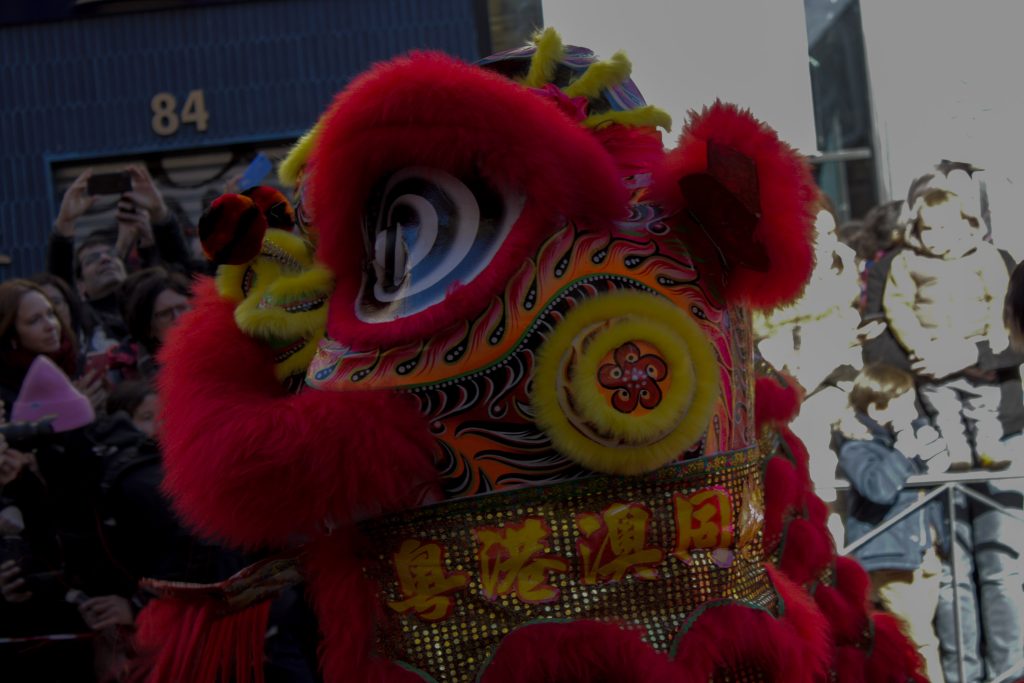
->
123;165;169;224
54;169;99;238
114;196;155;256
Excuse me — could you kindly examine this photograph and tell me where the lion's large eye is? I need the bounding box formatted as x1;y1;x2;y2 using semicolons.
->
358;167;524;322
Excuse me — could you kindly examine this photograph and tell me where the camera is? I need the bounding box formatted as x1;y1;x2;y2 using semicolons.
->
0;418;55;452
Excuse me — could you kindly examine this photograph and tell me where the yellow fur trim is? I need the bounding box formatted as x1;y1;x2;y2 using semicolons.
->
532;291;719;476
274;332;324;383
234;266;333;341
523;27;564;88
214;229;316;300
278;121;322;187
584;106;672;132
214;225;332;383
215;263;250;302
564;51;631;100
261;229;317;267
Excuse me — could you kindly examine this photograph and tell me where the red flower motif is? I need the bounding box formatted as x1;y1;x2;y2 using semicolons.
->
598;342;668;413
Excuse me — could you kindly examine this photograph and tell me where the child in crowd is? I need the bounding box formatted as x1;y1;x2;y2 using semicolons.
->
106;380;159;438
883;165;1011;470
838;363;948;682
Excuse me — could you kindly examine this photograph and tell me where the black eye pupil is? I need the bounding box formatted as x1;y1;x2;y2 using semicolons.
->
391;203;420;229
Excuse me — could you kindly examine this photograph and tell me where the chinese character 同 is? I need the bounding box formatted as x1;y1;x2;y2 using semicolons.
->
672;488;733;563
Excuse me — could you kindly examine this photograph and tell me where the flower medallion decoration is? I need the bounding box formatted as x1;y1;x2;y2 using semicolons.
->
532;290;720;475
598;341;668;413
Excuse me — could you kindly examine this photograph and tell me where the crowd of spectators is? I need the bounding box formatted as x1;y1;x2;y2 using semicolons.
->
757;161;1024;683
0;168;320;681
3;158;1023;681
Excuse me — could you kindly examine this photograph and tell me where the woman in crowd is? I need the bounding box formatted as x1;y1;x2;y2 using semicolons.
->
30;272;97;359
0;279;79;415
112;267;191;380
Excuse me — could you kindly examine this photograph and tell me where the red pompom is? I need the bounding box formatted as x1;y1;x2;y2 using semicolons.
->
242;185;296;230
198;194;268;266
755;374;803;430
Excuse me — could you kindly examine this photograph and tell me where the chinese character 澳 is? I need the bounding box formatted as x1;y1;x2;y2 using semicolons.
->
388;539;470;621
672;488;734;563
475;517;568;603
576;502;664;584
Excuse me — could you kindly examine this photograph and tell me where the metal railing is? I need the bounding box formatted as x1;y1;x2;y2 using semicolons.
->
822;468;1024;683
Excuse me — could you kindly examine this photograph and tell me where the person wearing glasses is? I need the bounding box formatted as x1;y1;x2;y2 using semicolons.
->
111;267;192;381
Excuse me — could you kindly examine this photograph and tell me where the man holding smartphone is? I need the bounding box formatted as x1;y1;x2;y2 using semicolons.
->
47;165;191;352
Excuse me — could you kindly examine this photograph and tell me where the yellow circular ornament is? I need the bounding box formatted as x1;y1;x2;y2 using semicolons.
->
532;290;719;475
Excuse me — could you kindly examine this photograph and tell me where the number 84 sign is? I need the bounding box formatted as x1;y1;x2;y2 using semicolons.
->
151;89;209;136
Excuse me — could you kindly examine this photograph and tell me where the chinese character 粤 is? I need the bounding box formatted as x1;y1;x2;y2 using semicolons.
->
388;539;469;621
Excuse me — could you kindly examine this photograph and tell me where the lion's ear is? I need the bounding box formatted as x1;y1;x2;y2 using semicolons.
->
658;102;817;310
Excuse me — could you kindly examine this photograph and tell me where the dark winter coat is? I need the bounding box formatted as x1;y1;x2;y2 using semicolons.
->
838;416;947;572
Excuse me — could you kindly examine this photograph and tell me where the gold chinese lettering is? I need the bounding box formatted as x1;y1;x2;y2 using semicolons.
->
576;502;664;584
672;488;733;563
388;539;469;621
475;517;568;603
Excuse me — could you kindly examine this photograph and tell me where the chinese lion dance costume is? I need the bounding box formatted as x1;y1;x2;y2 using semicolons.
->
143;28;927;683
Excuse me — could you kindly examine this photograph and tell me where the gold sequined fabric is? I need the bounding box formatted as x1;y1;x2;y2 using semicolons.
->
359;447;774;682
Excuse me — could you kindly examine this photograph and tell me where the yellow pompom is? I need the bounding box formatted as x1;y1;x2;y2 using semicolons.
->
532;291;719;475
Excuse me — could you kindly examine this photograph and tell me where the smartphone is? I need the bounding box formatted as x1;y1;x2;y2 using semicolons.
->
237;153;273;192
84;351;111;381
87;171;132;196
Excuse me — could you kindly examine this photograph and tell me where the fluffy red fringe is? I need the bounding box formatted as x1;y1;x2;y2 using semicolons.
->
157;279;440;547
308;51;628;349
300;536;429;683
778;425;812;489
777;518;835;587
763;456;802;555
654;102;816;309
833;646;868;683
754;374;802;431
866;612;928;683
480;620;674;683
814;582;869;647
132;598;271;683
671;566;830;682
592;124;666;180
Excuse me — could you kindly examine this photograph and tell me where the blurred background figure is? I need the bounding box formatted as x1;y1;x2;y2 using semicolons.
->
876;161;1024;683
756;195;864;544
837;363;948;682
883;163;1010;471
